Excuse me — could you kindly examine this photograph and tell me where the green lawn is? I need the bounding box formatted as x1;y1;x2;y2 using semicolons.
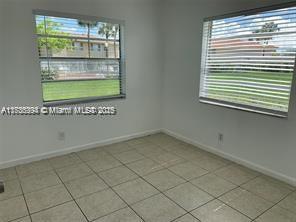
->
204;71;293;111
42;79;120;102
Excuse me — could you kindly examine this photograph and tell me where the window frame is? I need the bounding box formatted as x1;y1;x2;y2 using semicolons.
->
33;9;126;106
199;2;296;118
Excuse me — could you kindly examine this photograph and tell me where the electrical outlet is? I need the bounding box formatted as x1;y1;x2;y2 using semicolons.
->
58;131;65;141
218;133;223;143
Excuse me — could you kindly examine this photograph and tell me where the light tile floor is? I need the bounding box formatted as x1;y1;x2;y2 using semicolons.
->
0;133;295;222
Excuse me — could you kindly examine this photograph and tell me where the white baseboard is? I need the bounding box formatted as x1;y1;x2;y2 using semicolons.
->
0;129;161;169
162;128;296;187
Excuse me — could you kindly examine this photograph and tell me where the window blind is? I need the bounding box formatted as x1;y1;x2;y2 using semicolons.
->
200;4;296;117
34;11;125;105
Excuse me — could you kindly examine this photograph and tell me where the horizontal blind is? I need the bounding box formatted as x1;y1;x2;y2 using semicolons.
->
35;13;123;103
200;5;296;116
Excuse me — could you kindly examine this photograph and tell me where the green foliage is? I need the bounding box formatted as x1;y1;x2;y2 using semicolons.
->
77;20;120;57
37;19;72;52
41;69;57;81
254;22;280;34
98;23;116;39
98;23;119;57
253;22;280;44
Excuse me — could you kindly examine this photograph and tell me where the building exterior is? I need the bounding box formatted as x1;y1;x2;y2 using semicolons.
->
40;38;120;80
51;39;120;59
211;38;278;57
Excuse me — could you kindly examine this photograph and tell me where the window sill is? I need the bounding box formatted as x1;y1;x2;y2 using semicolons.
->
43;94;126;107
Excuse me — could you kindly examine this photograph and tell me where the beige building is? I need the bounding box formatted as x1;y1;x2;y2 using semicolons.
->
40;38;120;80
57;40;119;58
211;38;278;57
40;38;120;58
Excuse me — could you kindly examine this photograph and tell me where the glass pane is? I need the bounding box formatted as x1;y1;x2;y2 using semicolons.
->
40;62;56;81
38;37;90;58
89;40;120;59
35;15;46;34
37;36;120;59
40;59;120;81
38;37;47;57
46;37;88;58
45;16;88;37
90;22;120;40
35;14;123;102
42;79;120;102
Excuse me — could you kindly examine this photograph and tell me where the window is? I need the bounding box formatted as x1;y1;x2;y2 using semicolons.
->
34;10;125;105
72;42;84;51
90;43;102;52
98;44;103;51
200;3;296;117
90;43;96;51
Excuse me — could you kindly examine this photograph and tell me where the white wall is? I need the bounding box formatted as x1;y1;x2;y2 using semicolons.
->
161;0;296;184
0;0;163;166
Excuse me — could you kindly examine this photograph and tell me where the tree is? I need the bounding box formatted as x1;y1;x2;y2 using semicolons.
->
98;23;119;77
254;22;280;35
98;23;114;58
37;19;72;80
36;19;72;55
77;20;98;57
112;25;119;58
253;22;280;56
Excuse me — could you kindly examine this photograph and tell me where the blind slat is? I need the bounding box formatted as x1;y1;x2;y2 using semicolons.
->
208;55;294;59
204;83;290;93
206;63;294;68
212;24;296;35
35;14;123;103
206;66;293;72
205;79;291;87
201;88;289;99
212;9;296;28
207;59;295;63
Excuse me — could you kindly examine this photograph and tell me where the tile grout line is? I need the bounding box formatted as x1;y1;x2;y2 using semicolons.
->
14;167;33;222
6;145;187;222
160;164;258;221
75;153;147;222
106;145;215;222
124;143;257;220
0;166;273;221
76;144;191;221
251;189;296;221
0;179;25;202
138;139;217;222
51;167;91;222
26;199;76;218
62;139;296;222
186;169;295;221
203;174;268;221
15;141;279;222
17;171;64;195
16;153;286;222
114;142;275;221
